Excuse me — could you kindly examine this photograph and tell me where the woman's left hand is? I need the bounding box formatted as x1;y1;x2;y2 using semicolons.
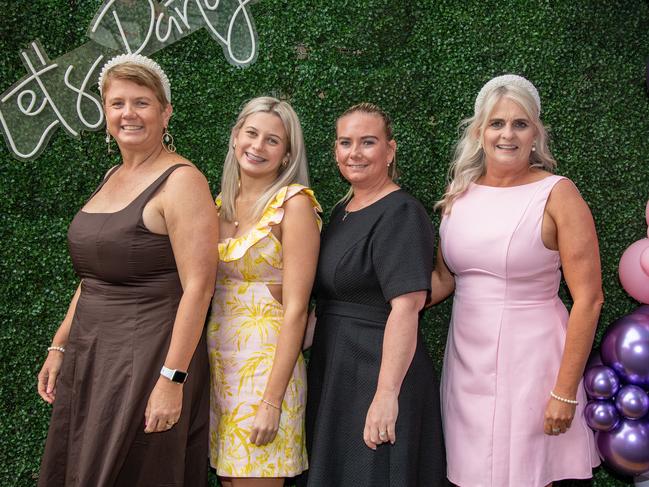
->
249;400;281;446
144;377;183;433
543;396;576;436
364;390;398;449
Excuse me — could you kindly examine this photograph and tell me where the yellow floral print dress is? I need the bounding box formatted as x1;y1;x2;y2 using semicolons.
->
208;184;321;477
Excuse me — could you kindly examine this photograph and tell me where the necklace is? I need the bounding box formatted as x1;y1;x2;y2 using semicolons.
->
342;186;397;221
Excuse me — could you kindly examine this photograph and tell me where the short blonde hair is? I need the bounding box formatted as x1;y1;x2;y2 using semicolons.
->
220;97;310;223
101;62;169;108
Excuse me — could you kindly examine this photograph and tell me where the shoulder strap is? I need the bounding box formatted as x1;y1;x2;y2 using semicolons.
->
134;163;191;209
87;164;121;201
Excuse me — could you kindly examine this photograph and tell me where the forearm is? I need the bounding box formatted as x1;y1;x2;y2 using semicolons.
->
163;282;214;371
263;306;308;405
376;308;419;394
429;270;455;306
553;297;603;398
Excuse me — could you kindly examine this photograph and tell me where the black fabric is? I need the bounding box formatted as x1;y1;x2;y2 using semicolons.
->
301;190;447;487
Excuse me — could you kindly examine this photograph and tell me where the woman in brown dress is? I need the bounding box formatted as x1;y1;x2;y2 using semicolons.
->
36;54;218;486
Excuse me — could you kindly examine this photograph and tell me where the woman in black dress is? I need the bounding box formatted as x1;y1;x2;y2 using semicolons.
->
302;103;446;486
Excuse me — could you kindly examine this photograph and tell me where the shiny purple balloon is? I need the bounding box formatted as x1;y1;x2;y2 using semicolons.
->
601;313;649;387
584;365;621;400
615;385;649;420
585;400;620;432
596;418;649;476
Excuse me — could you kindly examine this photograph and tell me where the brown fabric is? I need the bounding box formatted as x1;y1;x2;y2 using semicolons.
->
38;164;209;487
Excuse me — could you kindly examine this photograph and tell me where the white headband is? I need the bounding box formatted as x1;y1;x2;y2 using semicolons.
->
474;74;540;115
98;53;171;103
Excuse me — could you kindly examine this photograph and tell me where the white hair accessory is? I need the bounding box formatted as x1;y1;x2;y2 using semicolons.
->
474;74;540;115
98;53;171;103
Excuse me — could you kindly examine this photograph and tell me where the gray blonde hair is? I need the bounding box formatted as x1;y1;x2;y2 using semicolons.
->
436;83;556;213
220;96;310;223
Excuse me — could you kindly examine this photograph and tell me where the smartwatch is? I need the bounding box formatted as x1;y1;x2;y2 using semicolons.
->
160;365;188;384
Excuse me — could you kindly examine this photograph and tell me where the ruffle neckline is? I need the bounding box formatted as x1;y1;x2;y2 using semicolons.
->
216;184;322;262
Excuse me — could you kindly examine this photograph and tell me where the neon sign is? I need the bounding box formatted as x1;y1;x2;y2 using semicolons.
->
0;0;258;161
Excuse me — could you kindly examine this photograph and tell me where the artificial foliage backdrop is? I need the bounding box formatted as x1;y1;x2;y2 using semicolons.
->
1;1;649;486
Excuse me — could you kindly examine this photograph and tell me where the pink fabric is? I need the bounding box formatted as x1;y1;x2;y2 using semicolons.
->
440;175;599;487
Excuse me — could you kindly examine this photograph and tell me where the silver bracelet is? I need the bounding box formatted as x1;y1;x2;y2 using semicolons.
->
47;345;66;353
550;391;578;405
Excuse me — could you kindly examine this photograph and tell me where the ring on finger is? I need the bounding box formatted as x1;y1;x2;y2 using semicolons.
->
552;427;560;434
379;430;387;439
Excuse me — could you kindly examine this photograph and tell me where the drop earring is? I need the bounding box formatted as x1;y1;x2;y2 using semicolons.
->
105;128;113;154
162;128;176;153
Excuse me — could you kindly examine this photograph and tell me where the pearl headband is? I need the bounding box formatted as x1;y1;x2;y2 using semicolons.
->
98;53;171;103
474;74;540;115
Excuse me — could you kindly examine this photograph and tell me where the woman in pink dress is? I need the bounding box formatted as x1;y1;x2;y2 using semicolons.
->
431;75;602;486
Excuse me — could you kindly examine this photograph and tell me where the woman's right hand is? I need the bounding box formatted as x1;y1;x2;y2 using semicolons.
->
38;351;64;404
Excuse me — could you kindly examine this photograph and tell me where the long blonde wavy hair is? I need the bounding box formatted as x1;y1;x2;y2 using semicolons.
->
436;83;556;213
220;97;310;223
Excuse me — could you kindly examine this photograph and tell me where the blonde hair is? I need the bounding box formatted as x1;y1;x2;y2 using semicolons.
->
101;62;169;108
436;83;556;213
220;97;310;223
335;103;397;204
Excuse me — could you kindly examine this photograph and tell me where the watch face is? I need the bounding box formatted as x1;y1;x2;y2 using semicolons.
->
171;370;188;383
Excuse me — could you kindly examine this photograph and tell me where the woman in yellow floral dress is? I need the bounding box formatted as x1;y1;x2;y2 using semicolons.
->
208;97;321;487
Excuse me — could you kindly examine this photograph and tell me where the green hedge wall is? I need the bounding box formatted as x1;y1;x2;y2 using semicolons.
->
2;1;649;486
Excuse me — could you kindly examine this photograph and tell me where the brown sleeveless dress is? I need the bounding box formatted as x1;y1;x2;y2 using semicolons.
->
38;164;209;487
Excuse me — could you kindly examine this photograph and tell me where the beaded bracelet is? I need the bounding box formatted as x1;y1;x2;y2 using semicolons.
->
261;399;281;410
47;345;66;353
550;391;578;405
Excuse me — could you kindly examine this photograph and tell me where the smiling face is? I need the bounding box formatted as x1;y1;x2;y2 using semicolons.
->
103;78;171;151
233;111;289;181
481;97;537;170
335;112;396;188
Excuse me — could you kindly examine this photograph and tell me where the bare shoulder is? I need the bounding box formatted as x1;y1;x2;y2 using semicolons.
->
546;177;592;223
283;192;315;214
164;158;209;191
547;178;584;208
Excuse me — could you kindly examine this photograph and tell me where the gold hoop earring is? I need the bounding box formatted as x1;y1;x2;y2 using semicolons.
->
105;128;113;154
162;128;176;153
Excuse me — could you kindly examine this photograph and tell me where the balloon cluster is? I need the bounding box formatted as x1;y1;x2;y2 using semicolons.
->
583;202;649;477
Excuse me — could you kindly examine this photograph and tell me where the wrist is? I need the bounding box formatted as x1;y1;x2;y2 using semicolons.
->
261;398;281;410
160;365;187;384
47;344;66;354
550;390;578;405
375;386;399;397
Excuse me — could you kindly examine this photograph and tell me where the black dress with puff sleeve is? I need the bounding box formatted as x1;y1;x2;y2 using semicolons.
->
302;189;446;487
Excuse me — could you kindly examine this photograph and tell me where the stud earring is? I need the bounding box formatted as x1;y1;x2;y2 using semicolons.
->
531;144;536;152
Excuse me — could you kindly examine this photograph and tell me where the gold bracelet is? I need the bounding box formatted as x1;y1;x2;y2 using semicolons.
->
47;345;66;353
550;391;578;405
261;399;281;410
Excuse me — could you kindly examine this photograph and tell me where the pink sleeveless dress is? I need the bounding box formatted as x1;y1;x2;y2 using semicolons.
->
439;175;599;487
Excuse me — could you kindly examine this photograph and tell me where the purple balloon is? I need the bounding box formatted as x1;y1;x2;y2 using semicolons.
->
601;313;649;387
615;385;649;420
596;418;649;476
632;305;649;319
586;349;603;370
584;365;621;400
585;400;621;432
